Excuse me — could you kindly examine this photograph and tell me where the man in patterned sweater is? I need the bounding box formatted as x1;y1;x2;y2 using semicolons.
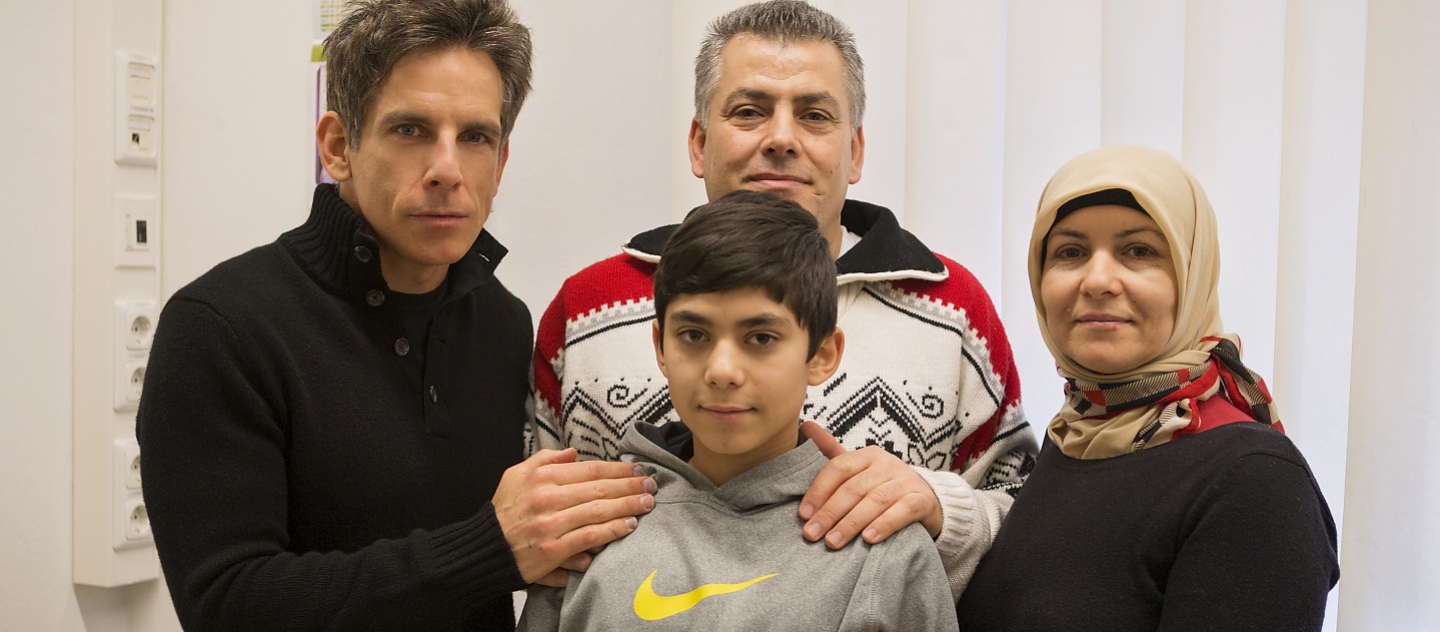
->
528;0;1037;598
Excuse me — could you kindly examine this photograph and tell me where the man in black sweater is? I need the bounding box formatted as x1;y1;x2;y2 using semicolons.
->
136;2;655;630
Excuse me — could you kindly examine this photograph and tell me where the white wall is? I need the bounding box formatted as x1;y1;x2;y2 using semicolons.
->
490;0;677;314
2;0;185;627
0;1;84;628
161;0;316;296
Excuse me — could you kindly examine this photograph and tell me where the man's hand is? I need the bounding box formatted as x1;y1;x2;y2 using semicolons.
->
798;421;942;549
493;448;655;584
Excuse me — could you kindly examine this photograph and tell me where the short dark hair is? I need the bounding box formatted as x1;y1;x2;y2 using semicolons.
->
654;190;837;358
694;0;865;130
324;0;533;148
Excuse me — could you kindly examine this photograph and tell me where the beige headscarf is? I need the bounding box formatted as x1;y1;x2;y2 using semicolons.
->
1028;145;1278;459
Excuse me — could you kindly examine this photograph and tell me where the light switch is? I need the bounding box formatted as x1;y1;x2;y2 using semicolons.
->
114;194;159;268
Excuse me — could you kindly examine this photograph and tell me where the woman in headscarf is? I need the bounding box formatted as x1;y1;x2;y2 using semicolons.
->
956;146;1339;631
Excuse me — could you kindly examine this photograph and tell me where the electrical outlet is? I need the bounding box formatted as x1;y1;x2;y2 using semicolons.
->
110;439;150;551
126;501;150;541
113;497;152;550
128;312;153;349
114;438;142;491
115;300;158;351
113;302;156;411
126;362;146;403
115;359;147;411
126;449;141;490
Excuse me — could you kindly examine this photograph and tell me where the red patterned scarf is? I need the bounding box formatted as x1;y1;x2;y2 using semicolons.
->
1058;336;1283;455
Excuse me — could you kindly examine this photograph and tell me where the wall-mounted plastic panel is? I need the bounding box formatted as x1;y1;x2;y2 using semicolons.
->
115;52;159;166
74;2;164;587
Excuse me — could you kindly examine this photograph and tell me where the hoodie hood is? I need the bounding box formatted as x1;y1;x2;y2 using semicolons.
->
620;420;827;512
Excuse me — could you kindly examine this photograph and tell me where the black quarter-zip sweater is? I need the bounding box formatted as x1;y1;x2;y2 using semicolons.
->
138;185;530;631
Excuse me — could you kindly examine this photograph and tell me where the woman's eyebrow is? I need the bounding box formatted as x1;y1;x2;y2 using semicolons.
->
1048;228;1087;240
1116;226;1166;239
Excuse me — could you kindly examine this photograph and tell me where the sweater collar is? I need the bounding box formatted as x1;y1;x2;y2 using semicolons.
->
279;184;508;303
622;199;947;284
621;420;828;510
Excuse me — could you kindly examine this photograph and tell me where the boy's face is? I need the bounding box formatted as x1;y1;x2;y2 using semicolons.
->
654;287;842;481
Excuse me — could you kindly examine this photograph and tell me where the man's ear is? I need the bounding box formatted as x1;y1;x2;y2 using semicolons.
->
494;136;511;186
652;320;668;377
316;111;353;183
687;118;707;179
848;124;865;185
807;328;845;386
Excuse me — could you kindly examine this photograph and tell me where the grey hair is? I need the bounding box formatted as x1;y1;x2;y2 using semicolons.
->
693;0;865;131
323;0;533;148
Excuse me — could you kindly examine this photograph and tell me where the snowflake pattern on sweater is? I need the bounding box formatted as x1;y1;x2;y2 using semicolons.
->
532;202;1030;473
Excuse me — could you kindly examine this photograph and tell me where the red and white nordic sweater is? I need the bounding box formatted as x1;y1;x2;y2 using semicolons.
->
528;200;1037;599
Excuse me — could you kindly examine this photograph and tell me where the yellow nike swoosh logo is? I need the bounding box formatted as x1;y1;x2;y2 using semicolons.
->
632;569;779;621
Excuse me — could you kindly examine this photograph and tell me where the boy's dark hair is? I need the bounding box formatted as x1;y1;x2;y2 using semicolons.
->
324;0;533;149
654;190;837;358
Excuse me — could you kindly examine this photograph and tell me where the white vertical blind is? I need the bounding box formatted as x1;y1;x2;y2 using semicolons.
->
835;0;909;224
1275;1;1369;627
1100;0;1185;153
1001;0;1104;427
1341;0;1440;628
1181;0;1287;382
902;0;1008;296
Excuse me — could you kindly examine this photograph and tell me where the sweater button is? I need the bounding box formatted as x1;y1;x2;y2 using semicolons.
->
365;290;385;307
353;246;372;262
428;385;439;403
393;337;410;356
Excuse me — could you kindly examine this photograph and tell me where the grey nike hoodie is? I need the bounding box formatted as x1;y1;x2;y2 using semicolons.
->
517;420;959;631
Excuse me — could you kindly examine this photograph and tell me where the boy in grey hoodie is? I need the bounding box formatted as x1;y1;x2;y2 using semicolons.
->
518;191;958;631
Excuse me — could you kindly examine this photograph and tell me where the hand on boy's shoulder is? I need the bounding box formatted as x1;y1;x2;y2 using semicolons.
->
797;422;944;549
493;448;657;586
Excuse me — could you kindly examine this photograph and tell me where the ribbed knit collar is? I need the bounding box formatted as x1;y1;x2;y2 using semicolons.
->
279;184;508;303
620;420;827;511
621;198;947;284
